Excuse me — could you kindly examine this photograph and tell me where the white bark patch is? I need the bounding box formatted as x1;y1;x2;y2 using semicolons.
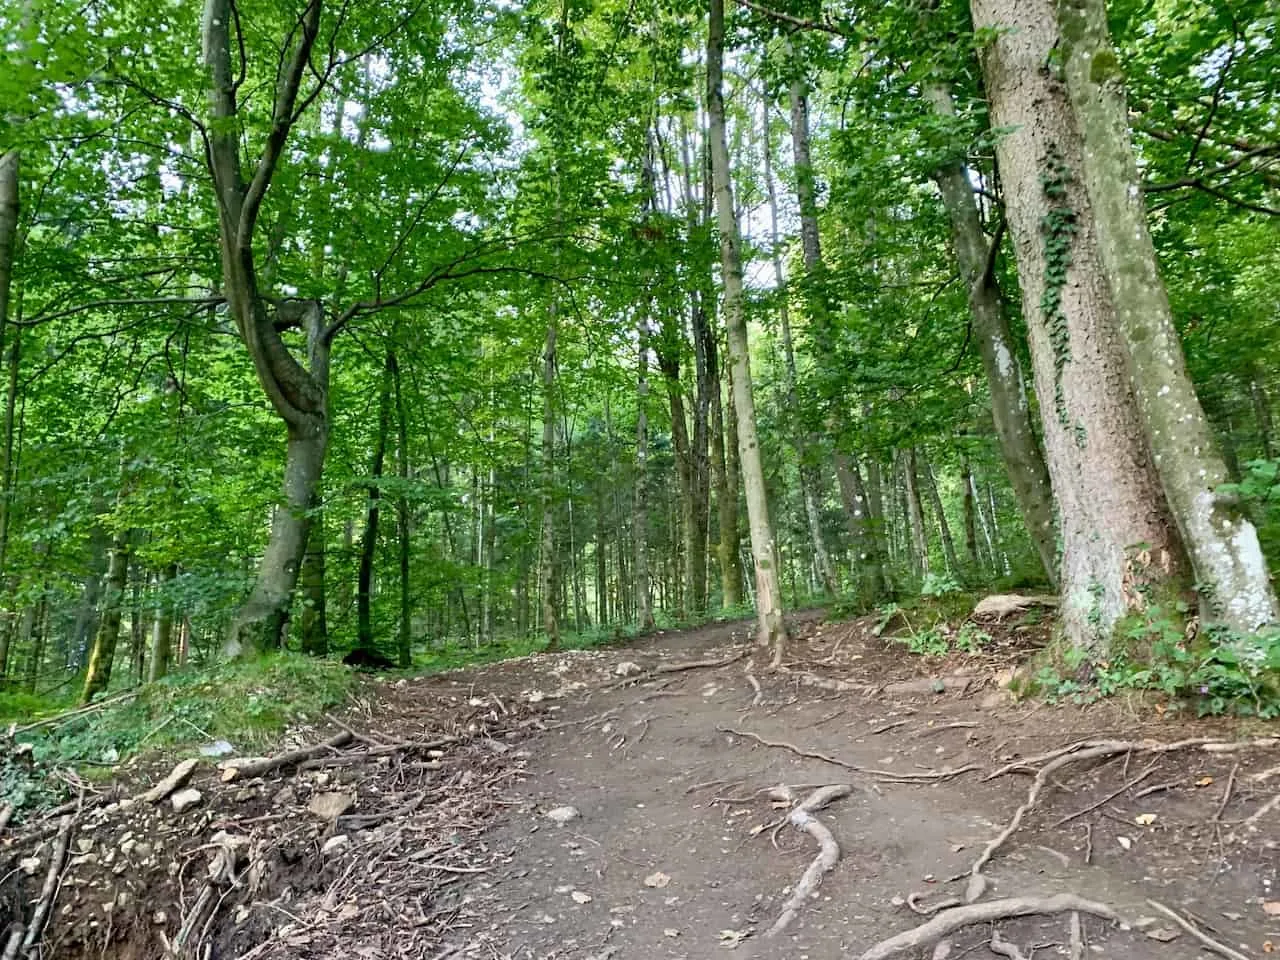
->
994;341;1015;380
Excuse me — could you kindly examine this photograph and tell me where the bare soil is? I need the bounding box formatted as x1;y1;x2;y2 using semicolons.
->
4;607;1279;959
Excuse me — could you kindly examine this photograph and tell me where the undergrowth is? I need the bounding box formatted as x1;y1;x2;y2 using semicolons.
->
1030;604;1280;718
3;654;354;818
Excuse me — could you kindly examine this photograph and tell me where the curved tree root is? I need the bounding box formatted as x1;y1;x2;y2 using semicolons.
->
856;894;1119;960
968;736;1278;902
1144;900;1251;960
764;784;852;937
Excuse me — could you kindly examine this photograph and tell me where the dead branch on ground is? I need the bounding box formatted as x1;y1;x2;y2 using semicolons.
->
855;894;1118;960
220;731;355;782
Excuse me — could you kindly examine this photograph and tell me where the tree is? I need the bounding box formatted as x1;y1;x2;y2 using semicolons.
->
709;0;788;661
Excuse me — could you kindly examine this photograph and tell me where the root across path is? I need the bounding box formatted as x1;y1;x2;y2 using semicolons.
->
4;611;1278;960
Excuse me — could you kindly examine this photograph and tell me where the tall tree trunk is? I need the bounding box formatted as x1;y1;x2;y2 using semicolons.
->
655;329;694;619
924;83;1058;584
960;456;981;569
298;510;328;656
390;351;412;666
719;365;744;607
923;458;961;577
687;299;713;615
1056;0;1279;631
203;0;331;656
1250;369;1274;460
539;314;561;647
971;0;1186;651
763;92;839;597
904;449;931;577
81;527;130;703
0;149;17;591
709;0;788;660
357;356;392;650
22;592;46;694
710;362;741;608
148;562;178;681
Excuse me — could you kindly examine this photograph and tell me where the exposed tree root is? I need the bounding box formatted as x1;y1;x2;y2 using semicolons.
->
764;785;852;937
718;727;979;783
969;737;1278;901
1242;792;1280;827
988;928;1030;960
1144;900;1251;960
855;894;1119;960
1068;911;1084;960
907;892;961;916
1050;762;1155;827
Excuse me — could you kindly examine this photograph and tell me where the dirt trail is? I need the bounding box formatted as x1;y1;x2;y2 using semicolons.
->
5;610;1279;959
441;612;1278;959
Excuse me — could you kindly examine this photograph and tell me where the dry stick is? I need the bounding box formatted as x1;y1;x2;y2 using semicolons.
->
221;731;354;782
1212;762;1239;822
19;813;75;955
765;785;852;937
1082;823;1093;865
857;894;1118;960
1050;762;1157;827
1251;762;1280;782
745;672;763;707
1133;781;1177;799
1144;900;1251;960
1241;793;1280;827
917;722;979;738
0;926;22;960
868;719;909;736
10;689;138;735
719;727;979;782
602;650;747;692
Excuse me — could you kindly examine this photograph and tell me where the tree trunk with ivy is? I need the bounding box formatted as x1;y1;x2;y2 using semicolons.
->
971;0;1186;652
81;528;129;703
1056;0;1279;632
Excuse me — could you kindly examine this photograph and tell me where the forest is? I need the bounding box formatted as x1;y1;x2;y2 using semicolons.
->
1;0;1279;713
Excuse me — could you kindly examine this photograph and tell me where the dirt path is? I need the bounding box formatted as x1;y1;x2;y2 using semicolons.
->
5;610;1279;959
435;612;1278;959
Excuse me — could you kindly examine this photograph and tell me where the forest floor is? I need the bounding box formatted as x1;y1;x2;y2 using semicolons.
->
5;605;1280;959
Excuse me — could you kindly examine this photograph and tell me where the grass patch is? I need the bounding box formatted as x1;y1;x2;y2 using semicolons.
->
4;654;355;818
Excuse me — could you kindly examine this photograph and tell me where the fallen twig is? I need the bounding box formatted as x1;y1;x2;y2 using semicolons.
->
10;690;139;736
1050;762;1156;827
856;894;1118;960
1241;792;1280;827
985;737;1276;782
1212;762;1238;822
602;650;748;692
916;722;979;738
764;785;852;937
1068;911;1084;960
1144;900;1250;960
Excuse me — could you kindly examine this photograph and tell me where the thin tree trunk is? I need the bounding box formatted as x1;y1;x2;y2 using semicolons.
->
356;355;392;650
834;452;889;599
960;457;981;569
391;351;411;666
540;314;561;648
923;458;961;577
709;0;788;660
298;507;328;655
710;361;741;608
1250;369;1274;460
81;527;130;703
0;149;17;591
1057;0;1279;630
22;592;46;694
148;562;178;682
971;0;1186;651
924;82;1058;584
904;448;930;577
763;92;838;597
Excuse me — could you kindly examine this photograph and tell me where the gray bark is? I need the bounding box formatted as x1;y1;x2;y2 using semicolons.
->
904;448;931;577
1057;0;1279;630
356;356;392;650
709;0;788;660
971;0;1186;651
923;84;1058;584
924;458;961;577
635;315;655;630
81;527;129;703
763;90;838;597
391;351;411;666
539;314;561;647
